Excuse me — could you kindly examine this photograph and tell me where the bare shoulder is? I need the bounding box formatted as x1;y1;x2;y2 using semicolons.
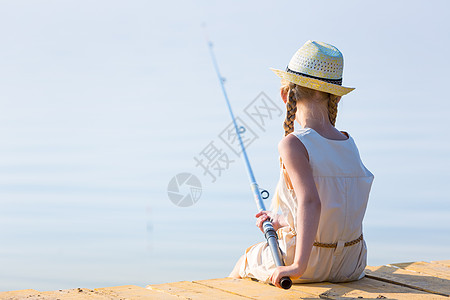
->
278;133;309;161
277;134;316;198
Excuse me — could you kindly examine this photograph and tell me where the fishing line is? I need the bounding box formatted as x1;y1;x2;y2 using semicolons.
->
202;24;292;290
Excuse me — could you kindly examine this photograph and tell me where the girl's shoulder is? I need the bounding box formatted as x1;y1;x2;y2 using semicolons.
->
278;131;309;158
279;128;317;151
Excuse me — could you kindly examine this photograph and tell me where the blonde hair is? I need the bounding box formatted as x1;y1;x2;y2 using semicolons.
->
270;79;340;212
281;79;339;136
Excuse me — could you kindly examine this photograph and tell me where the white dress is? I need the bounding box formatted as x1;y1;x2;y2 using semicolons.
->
239;127;374;283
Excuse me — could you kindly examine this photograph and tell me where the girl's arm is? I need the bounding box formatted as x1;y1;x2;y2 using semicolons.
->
269;134;321;287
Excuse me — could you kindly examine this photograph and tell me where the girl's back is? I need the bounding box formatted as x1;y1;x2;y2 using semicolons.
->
277;127;374;282
230;40;374;287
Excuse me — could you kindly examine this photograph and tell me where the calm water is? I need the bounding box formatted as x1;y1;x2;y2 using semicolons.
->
1;0;449;292
1;87;449;291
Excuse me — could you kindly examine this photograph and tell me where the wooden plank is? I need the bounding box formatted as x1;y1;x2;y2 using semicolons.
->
289;281;334;298
289;277;447;299
0;287;112;300
194;276;446;300
0;286;180;300
0;289;41;299
37;287;113;299
432;260;450;268
193;277;319;299
391;261;450;280
365;265;449;297
95;285;181;299
147;280;252;299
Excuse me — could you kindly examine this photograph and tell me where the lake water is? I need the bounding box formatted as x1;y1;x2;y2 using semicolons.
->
1;0;449;292
1;86;449;291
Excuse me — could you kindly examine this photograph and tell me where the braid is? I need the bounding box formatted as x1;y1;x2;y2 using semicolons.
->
277;82;298;212
283;84;298;136
281;81;339;129
327;94;339;126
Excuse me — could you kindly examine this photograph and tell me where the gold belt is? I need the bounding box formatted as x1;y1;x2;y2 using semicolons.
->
313;234;363;248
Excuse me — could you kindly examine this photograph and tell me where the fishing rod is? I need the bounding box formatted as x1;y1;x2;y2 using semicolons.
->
202;25;292;290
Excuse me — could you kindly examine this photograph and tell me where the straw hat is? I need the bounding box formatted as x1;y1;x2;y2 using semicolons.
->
270;40;354;96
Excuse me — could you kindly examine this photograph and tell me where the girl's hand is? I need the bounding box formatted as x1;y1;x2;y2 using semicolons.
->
255;211;287;232
269;264;304;289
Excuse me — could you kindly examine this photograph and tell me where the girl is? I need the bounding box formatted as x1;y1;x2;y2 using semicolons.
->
229;40;374;288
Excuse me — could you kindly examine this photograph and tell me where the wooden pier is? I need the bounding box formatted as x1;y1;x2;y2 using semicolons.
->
1;260;449;299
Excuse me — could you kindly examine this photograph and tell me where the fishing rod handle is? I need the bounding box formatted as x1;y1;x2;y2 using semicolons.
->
280;277;292;290
262;220;292;289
